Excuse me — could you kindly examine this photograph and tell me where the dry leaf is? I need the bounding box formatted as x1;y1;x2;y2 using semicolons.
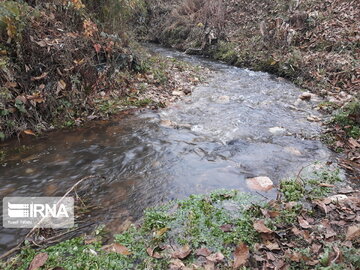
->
253;220;272;233
204;262;215;270
172;245;191;259
102;243;131;255
146;247;162;259
206;252;224;263
155;227;169;237
35;40;47;47
220;224;233;232
265;242;280;251
298;216;311;229
15;95;27;104
23;129;36;136
233;242;249;269
29;252;48;270
169;259;185;270
348;138;360;148
195;247;212;257
346;225;360;241
5;81;17;88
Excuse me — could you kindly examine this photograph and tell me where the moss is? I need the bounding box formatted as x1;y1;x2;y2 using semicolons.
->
213;42;238;64
1;190;261;269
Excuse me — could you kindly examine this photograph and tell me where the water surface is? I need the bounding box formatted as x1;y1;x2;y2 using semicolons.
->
0;45;332;254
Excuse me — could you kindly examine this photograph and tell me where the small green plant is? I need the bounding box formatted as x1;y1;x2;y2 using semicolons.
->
0;149;6;160
332;101;360;139
280;179;305;202
281;167;341;201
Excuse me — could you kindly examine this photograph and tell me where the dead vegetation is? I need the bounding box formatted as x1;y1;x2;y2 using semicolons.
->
146;0;359;96
145;0;360;178
0;1;135;139
147;0;226;50
0;0;204;140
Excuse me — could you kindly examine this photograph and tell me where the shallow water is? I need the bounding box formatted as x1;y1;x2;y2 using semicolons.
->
0;45;333;254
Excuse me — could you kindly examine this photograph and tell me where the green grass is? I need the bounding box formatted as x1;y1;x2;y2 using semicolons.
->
1;190;261;270
0;167;346;270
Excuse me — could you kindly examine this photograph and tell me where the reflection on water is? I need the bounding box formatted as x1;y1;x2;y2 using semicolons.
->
0;45;332;254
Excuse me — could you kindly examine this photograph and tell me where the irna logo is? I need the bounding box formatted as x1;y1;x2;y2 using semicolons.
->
7;202;70;218
3;197;74;228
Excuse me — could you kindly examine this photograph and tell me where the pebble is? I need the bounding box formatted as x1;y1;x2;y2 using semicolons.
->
159;119;173;127
172;90;184;96
328;194;348;202
215;95;230;103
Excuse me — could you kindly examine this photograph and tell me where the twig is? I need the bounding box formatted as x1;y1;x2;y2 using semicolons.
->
0;175;97;260
26;175;97;238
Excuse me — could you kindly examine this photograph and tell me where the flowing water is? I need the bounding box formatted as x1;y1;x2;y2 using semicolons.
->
0;45;333;254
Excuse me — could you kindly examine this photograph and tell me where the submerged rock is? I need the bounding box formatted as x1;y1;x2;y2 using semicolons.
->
284;147;302;156
269;127;286;136
246;176;274;191
215;95;230;103
160;119;174;127
299;92;312;101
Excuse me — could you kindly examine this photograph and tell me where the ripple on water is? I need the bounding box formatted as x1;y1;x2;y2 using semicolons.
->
0;45;334;255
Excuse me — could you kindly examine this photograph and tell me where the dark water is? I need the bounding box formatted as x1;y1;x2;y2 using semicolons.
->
0;45;333;254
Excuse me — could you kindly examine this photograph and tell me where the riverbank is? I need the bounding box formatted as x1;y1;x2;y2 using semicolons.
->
0;1;207;142
143;0;360;178
1;167;359;269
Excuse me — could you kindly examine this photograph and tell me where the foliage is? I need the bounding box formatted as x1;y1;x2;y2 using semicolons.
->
332;100;360;139
280;166;341;202
2;177;359;269
83;0;147;32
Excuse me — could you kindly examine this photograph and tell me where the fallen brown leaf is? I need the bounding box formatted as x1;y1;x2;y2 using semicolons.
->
298;216;311;229
23;129;36;136
155;227;169;237
266;251;276;261
264;241;280;251
206;252;224;263
102;243;131;255
220;224;233;232
29;252;48;270
172;245;191;259
195;247;212;257
146;247;162;259
169;258;185;270
233;242;249;269
348;138;360;148
346;225;360;241
253;220;272;233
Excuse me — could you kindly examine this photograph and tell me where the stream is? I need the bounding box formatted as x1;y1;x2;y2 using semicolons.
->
0;45;334;255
